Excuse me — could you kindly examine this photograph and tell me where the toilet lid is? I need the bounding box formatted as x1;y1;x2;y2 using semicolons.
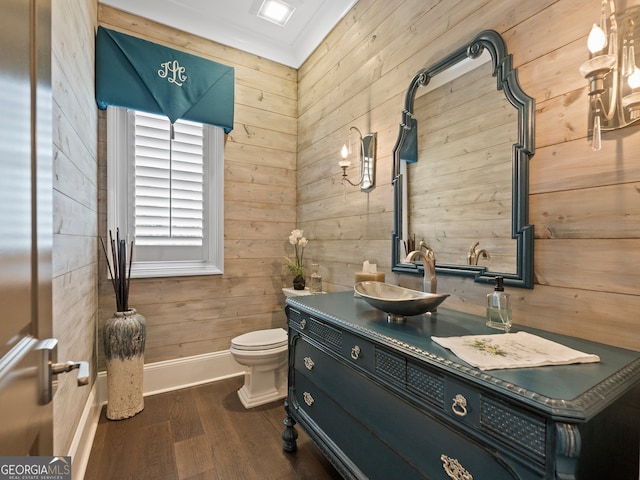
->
231;328;288;351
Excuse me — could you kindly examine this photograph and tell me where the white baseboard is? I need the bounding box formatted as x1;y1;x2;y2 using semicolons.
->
70;350;244;479
99;349;245;402
69;382;101;480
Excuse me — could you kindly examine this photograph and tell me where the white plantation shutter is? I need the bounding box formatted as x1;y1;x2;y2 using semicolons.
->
107;106;224;278
133;111;204;246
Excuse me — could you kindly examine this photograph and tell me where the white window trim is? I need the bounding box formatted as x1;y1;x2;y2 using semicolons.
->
107;106;224;278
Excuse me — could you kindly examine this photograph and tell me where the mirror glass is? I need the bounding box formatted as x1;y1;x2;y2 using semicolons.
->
392;30;535;288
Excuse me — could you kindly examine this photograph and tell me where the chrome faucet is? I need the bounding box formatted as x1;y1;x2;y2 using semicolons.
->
468;241;491;266
406;245;437;296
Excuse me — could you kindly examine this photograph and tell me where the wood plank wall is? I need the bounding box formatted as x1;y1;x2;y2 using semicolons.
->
93;0;640;375
298;0;640;351
51;0;98;454
97;6;298;365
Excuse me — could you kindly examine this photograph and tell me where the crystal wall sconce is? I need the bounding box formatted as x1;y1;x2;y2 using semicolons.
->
338;126;377;192
579;0;640;150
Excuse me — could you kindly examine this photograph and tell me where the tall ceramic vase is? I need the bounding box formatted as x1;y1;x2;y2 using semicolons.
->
104;308;146;420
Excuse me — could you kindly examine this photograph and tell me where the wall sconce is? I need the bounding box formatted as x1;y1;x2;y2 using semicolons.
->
338;126;377;192
579;0;640;150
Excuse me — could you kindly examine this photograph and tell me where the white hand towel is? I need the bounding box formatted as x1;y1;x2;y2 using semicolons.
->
431;332;600;371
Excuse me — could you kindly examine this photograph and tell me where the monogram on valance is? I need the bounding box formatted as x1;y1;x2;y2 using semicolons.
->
95;26;234;133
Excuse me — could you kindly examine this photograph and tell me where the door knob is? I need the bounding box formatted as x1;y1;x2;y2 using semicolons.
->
37;338;89;405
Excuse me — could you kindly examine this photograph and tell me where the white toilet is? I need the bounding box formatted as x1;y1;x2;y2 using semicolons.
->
229;327;288;409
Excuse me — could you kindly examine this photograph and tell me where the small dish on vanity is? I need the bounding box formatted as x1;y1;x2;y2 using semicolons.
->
354;281;449;322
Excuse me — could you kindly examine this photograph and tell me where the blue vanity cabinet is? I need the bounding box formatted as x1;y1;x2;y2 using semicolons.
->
283;292;640;480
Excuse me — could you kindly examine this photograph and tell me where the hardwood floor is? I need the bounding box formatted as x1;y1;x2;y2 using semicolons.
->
85;376;342;479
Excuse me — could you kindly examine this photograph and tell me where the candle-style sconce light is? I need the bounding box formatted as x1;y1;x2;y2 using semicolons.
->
338;126;377;192
579;0;640;150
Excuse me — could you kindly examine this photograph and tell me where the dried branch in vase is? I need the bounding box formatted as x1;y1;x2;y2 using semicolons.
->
100;228;134;313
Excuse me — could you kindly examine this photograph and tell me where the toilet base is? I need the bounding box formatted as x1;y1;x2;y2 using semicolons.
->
236;368;287;409
237;384;286;409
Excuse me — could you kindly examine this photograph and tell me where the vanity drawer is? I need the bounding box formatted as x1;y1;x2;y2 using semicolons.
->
293;334;380;401
294;334;546;473
444;377;481;427
292;344;530;480
340;330;375;372
442;377;547;464
288;308;376;372
292;374;426;480
294;336;334;380
288;308;343;351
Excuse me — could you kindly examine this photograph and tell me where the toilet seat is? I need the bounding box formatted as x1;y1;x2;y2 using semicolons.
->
231;328;287;351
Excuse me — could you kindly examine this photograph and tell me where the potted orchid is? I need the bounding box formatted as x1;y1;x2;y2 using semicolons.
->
284;229;308;290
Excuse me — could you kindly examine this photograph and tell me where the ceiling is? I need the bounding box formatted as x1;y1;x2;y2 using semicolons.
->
99;0;358;68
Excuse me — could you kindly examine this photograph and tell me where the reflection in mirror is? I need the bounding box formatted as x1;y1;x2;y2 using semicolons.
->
392;30;535;288
409;58;515;271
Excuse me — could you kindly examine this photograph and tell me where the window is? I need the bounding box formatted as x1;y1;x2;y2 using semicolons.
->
107;107;223;277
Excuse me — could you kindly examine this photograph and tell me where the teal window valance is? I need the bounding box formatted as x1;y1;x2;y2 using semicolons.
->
96;26;234;133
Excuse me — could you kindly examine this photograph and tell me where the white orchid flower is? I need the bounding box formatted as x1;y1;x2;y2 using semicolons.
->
284;229;310;278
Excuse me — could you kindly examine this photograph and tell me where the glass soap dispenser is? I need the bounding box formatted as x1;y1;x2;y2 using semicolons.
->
310;263;322;294
486;276;512;332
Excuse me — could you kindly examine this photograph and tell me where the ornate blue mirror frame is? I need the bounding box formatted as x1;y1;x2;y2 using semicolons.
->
391;30;535;288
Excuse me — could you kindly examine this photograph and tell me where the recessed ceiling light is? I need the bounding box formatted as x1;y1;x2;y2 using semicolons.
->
256;0;296;26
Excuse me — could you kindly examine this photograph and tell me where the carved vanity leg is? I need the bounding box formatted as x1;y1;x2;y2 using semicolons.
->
282;399;298;452
555;422;580;480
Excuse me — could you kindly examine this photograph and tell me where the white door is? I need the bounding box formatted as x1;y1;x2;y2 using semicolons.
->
0;0;55;455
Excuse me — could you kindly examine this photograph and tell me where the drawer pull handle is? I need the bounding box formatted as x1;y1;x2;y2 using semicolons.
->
303;391;314;407
304;356;314;370
300;319;307;330
451;394;468;417
351;345;361;360
441;454;473;480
